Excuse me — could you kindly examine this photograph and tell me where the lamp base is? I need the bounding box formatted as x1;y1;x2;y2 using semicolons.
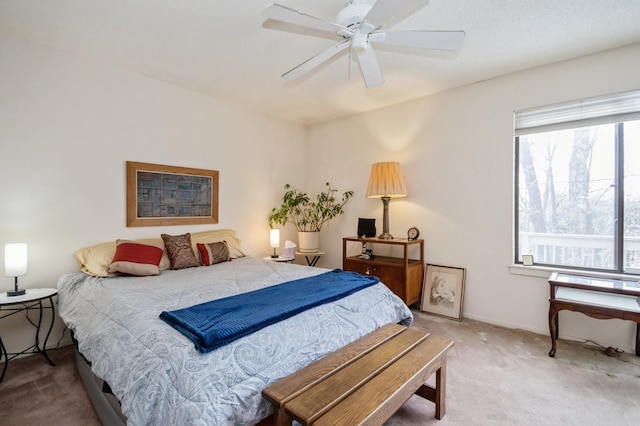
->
7;289;26;297
378;196;394;240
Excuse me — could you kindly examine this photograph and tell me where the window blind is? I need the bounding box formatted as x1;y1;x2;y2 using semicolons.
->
515;90;640;135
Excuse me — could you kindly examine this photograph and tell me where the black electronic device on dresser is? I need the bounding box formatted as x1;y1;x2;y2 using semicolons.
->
357;218;376;238
342;237;424;306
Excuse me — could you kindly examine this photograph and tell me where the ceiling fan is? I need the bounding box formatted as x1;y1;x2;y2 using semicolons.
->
262;0;465;88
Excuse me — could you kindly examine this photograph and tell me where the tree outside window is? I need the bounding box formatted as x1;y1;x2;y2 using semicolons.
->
516;120;640;273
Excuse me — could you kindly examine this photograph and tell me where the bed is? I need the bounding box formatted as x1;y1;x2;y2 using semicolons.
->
57;230;413;425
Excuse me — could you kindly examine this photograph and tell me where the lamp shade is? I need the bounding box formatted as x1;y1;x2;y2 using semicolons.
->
5;243;27;277
270;229;280;248
366;162;408;199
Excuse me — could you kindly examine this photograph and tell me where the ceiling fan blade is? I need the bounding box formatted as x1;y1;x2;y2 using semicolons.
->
369;30;466;51
361;0;415;31
356;46;384;88
282;40;351;81
262;3;352;35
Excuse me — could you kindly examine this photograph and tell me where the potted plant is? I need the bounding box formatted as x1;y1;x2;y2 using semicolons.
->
269;182;354;252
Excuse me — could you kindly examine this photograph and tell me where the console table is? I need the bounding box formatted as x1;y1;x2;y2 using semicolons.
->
548;272;640;357
343;237;424;306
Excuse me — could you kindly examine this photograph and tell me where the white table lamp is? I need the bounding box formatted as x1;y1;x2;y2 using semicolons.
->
270;229;280;258
5;243;27;296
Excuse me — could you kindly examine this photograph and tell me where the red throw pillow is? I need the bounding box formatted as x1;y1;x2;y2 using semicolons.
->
108;240;163;276
197;241;231;266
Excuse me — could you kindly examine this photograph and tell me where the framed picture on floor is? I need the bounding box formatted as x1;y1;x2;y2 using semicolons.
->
420;264;466;321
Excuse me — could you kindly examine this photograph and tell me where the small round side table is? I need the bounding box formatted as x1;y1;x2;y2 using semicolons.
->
295;250;325;267
263;256;295;263
0;288;57;382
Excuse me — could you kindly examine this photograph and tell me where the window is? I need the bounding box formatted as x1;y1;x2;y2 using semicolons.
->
514;90;640;274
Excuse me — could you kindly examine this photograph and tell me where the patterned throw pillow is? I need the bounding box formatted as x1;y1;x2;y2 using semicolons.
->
161;233;200;270
108;240;163;276
197;241;231;266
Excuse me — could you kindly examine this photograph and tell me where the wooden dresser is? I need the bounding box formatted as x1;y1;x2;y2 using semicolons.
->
342;237;424;306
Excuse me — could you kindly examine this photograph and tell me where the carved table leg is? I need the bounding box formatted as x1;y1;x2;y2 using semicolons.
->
548;304;558;357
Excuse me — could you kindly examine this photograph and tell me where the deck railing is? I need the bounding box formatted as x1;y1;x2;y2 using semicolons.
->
519;233;640;271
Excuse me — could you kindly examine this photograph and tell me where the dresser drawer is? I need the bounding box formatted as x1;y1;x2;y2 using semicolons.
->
343;259;405;300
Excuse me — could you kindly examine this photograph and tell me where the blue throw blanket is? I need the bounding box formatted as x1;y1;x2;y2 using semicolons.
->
159;269;379;353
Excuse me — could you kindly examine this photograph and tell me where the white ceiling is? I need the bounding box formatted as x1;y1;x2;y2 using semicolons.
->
1;0;640;125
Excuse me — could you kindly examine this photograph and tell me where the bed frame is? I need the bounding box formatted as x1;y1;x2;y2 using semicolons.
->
75;346;279;426
74;347;127;425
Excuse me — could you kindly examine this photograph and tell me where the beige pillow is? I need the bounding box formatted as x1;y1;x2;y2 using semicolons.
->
74;241;116;277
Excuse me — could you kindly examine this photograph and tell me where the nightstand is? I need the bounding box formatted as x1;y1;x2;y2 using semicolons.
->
263;256;295;263
0;288;57;382
295;250;325;267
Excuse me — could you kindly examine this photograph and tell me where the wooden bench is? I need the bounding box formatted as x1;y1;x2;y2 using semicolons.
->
262;323;454;425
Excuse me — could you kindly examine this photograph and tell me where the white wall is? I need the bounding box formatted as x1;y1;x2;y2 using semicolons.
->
0;33;307;352
309;43;640;353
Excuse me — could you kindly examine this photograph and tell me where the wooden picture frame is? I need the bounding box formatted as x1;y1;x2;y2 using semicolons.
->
420;264;466;321
126;161;219;227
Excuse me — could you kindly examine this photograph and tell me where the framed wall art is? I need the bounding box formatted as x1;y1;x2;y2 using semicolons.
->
126;161;219;227
420;264;466;321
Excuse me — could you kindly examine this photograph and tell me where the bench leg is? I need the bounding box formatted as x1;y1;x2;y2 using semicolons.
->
435;358;446;419
414;357;447;420
272;407;293;426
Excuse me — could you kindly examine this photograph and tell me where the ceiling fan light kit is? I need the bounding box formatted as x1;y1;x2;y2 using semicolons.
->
262;0;465;88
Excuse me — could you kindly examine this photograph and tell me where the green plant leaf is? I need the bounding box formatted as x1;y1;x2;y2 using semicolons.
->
268;183;354;232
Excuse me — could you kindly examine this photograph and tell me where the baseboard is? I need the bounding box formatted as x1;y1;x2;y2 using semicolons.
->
462;312;635;355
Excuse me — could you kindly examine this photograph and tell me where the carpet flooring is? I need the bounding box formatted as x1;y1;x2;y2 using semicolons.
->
0;342;100;425
1;309;639;425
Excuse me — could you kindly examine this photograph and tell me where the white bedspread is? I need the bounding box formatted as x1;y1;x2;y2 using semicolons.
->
57;257;413;425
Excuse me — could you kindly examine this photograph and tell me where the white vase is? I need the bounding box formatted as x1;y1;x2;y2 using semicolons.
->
298;231;320;253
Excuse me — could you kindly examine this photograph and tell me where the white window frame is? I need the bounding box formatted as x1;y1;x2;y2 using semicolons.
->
514;90;640;274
